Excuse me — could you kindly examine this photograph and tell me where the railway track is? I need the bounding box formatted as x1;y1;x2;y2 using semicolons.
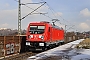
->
0;42;66;60
0;52;36;60
0;39;84;60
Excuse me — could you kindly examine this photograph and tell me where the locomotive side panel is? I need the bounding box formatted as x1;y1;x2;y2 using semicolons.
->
51;27;64;42
44;25;51;42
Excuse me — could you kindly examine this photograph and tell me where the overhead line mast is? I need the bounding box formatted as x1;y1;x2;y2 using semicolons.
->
18;0;21;35
18;0;46;35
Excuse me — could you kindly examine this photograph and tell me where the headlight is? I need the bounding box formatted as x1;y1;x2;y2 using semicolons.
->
39;35;44;40
39;35;42;38
29;35;33;38
41;36;44;39
39;43;44;46
26;42;30;45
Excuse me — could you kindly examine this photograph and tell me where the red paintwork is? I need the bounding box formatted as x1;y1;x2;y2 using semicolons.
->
26;22;64;43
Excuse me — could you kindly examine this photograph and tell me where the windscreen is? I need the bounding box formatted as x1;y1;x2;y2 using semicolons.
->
30;26;45;34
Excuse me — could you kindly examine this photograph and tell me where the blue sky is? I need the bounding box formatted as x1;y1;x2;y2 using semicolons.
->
0;0;90;32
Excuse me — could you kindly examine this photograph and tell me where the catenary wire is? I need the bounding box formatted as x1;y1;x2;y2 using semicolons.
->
14;0;53;20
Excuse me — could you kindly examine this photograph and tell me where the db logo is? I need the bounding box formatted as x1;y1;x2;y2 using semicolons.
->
34;35;36;38
34;35;37;39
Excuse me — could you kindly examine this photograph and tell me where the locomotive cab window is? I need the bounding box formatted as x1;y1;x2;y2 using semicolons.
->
30;26;45;34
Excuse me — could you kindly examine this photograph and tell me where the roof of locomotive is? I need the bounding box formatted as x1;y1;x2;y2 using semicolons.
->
52;25;63;30
30;21;50;23
29;21;51;25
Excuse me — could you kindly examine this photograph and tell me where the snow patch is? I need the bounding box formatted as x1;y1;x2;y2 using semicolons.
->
27;39;88;60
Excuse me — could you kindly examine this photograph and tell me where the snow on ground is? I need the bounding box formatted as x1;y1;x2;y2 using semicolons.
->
27;39;90;60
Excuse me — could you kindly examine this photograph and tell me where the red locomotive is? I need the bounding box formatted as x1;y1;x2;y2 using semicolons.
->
25;21;64;51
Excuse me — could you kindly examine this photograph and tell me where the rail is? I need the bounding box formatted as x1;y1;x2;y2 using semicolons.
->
0;52;36;60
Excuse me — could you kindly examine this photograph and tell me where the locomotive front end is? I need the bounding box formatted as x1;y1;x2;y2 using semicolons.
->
26;22;47;51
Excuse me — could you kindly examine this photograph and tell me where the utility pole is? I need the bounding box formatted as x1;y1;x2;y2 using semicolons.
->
18;0;21;35
65;25;67;43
